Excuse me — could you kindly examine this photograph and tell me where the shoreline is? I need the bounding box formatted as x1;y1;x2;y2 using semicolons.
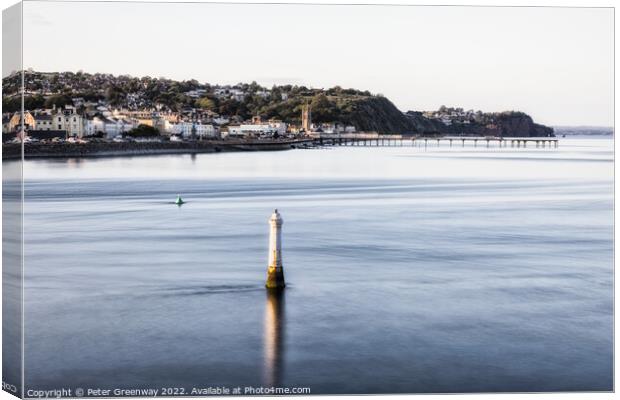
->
1;138;316;160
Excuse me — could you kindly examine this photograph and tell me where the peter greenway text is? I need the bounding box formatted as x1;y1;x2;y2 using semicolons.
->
24;386;312;398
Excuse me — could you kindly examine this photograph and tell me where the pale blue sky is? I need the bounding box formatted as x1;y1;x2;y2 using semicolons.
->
20;1;614;126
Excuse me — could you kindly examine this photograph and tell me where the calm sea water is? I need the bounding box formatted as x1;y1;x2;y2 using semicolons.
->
12;137;614;394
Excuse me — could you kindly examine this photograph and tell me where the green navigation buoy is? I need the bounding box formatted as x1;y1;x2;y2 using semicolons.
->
175;194;185;205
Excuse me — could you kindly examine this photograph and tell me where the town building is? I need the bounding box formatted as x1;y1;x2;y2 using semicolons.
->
213;116;230;125
214;87;247;101
185;89;208;99
227;120;287;137
172;122;219;139
2;116;11;134
85;116;135;138
7;111;36;132
53;109;85;137
34;114;54;131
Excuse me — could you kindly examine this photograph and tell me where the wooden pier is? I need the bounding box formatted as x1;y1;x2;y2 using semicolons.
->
311;133;559;148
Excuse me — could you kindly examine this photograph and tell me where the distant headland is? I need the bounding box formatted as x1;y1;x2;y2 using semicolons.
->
2;70;554;143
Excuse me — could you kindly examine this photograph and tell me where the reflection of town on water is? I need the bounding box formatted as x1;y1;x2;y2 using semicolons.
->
263;288;286;388
66;157;84;168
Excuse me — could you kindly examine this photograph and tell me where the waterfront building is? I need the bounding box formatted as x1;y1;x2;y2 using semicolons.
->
316;122;338;134
226;125;247;137
84;117;106;136
106;118;135;138
268;120;288;135
85;116;135;138
129;111;179;133
8;111;36;132
52;109;85;137
2;116;10;134
227;121;287;137
172;122;219;139
34;114;54;131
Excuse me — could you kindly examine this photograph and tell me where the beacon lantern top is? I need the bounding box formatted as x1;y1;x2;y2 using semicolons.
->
270;209;283;224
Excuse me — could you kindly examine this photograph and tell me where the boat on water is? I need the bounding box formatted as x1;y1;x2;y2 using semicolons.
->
175;195;185;205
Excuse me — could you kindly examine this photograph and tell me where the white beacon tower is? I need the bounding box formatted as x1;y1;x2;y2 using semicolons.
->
266;209;285;289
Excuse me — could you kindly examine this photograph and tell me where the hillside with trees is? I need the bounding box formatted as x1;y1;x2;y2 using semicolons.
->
2;71;554;136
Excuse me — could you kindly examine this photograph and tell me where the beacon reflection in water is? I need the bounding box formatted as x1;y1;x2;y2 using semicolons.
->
263;289;286;387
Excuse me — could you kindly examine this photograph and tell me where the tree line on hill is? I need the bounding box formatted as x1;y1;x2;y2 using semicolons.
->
2;71;554;136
